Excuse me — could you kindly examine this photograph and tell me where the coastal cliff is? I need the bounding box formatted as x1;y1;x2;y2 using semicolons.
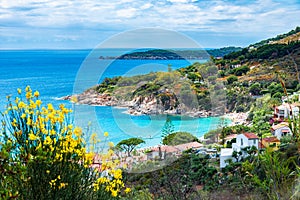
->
64;87;214;117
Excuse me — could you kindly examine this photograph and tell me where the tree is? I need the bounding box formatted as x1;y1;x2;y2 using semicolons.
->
227;75;238;84
218;117;228;145
162;132;198;145
161;116;174;141
116;138;145;157
249;82;261;95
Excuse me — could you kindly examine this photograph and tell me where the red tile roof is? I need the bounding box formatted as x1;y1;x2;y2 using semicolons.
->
243;132;259;139
225;134;237;141
271;122;289;130
262;137;280;143
174;142;203;151
151;145;179;153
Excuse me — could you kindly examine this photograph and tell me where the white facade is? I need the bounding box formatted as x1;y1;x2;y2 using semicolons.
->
274;104;299;119
220;133;259;168
220;148;233;168
272;123;292;139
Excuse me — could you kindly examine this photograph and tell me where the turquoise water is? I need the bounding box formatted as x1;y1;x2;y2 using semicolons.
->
0;49;227;147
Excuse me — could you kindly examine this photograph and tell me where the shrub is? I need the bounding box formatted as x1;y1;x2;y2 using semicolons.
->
162;131;198;145
0;86;130;199
227;75;238;84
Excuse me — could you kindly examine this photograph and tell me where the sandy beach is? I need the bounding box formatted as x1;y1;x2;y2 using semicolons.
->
224;112;249;126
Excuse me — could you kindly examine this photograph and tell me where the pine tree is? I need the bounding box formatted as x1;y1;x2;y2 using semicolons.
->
161;115;174;143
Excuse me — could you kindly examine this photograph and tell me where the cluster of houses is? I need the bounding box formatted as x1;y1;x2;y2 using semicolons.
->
91;100;298;171
220;102;298;168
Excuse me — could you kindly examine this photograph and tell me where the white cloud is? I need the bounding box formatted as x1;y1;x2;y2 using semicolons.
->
1;0;299;48
116;8;137;18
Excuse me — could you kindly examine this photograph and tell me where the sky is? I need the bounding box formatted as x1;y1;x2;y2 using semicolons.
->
1;0;300;49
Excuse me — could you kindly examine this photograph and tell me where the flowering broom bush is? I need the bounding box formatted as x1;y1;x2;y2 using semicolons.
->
0;86;130;199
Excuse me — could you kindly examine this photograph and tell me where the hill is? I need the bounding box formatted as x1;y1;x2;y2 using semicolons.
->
214;27;300;85
100;47;242;60
69;27;300;115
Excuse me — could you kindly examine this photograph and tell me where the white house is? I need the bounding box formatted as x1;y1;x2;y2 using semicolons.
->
220;148;234;168
220;133;259;168
274;103;299;120
271;122;292;139
232;133;259;151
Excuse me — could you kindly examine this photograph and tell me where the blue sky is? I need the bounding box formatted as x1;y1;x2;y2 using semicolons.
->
1;0;300;49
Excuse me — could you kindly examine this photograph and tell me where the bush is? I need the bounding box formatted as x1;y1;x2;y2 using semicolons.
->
227;75;238;84
162;132;198;145
0;86;130;199
233;65;250;76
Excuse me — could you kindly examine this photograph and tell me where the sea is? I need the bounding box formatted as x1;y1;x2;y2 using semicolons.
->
0;49;229;148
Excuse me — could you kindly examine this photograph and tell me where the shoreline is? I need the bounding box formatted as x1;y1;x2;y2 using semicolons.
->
61;92;221;118
223;112;249;126
61;92;249;126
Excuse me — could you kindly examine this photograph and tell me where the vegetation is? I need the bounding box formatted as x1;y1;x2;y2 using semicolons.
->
162;131;199;145
124;152;219;199
116;47;242;60
0;87;131;199
161;116;175;141
116;138;145;157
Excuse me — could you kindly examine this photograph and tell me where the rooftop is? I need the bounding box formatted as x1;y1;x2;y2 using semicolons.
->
271;122;289;130
174;142;203;151
150;145;179;153
243;132;259;139
263;137;280;143
225;134;237;141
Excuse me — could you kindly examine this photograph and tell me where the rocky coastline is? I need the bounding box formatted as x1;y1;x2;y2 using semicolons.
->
61;90;217;118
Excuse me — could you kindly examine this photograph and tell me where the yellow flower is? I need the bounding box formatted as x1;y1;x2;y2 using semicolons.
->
113;169;122;179
67;124;73;130
36;99;42;107
124;187;131;194
57;175;61;180
46;170;50;174
29;100;36;109
34;91;39;97
17;88;21;94
26;117;32;126
44;136;52;145
74;127;82;137
18;101;26;109
26;92;32;100
47;104;54;112
21;113;26;119
104;132;109;137
29;133;38;141
15;97;20;104
108;142;114;148
111;190;118;197
58;182;68;189
50;129;56;135
25;86;31;92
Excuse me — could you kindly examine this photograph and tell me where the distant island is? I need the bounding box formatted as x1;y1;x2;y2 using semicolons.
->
99;47;242;60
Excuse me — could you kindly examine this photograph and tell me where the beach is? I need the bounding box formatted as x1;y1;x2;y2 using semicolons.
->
224;112;249;126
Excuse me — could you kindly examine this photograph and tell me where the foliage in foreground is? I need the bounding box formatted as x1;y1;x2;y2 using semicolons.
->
0;87;130;199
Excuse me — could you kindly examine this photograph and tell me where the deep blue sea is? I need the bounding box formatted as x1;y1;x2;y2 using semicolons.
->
0;49;227;147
